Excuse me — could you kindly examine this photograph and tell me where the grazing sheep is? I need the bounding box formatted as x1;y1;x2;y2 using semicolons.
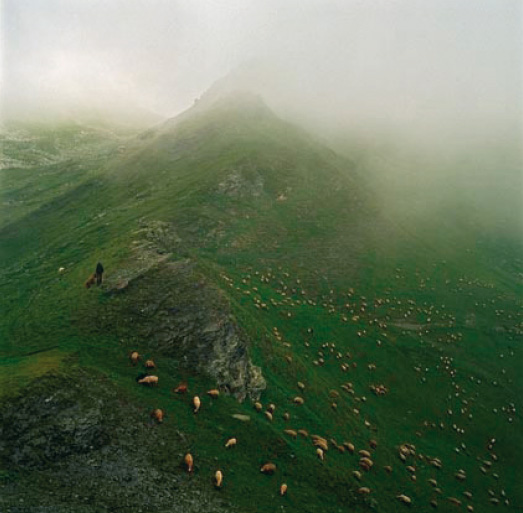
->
225;438;237;448
130;351;140;365
214;470;223;488
85;273;97;289
430;458;442;469
298;429;309;438
58;267;65;273
267;403;276;413
173;382;188;394
358;487;371;495
384;465;393;473
359;457;373;471
254;402;263;412
312;438;328;451
265;411;273;422
207;389;220;398
284;429;297;438
397;494;412;505
280;483;288;496
151;409;164;423
144;359;156;369
316;448;324;461
455;470;466;481
344;442;355;453
193;396;201;414
359;450;371;458
260;463;277;474
352;470;362;480
293;396;304;405
283;412;290;421
184;453;194;473
138;375;158;386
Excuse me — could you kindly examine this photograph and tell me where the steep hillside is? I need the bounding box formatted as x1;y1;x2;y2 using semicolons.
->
1;95;521;513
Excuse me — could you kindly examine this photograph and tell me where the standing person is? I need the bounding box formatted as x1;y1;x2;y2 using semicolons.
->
95;262;104;286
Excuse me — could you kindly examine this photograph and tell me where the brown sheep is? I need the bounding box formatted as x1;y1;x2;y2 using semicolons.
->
144;359;156;369
260;463;277;474
138;375;158;386
173;382;188;394
85;273;96;289
207;389;220;398
130;351;140;366
280;483;288;496
184;453;194;473
313;438;328;451
151;409;164;423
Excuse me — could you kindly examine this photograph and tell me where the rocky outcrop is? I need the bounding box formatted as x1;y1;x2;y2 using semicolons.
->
101;246;265;401
134;260;264;401
0;370;112;469
0;369;233;513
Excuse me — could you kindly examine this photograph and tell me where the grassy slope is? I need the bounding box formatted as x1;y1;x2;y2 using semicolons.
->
1;98;521;512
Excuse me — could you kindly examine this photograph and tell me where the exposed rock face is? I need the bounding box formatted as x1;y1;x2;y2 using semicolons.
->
217;168;264;198
140;260;265;401
103;254;266;401
0;370;111;469
0;369;233;513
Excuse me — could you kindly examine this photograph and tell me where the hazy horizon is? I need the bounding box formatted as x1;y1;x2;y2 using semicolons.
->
2;1;522;143
2;0;522;234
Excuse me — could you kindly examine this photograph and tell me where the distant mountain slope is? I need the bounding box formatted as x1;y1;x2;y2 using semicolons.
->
0;93;521;513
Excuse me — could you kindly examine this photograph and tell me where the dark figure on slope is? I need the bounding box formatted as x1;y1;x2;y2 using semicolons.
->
95;262;104;286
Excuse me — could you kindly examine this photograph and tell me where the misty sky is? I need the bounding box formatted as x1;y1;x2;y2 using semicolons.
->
1;0;522;145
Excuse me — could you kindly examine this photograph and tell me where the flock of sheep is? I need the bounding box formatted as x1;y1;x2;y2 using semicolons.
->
122;261;516;509
131;351;289;493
